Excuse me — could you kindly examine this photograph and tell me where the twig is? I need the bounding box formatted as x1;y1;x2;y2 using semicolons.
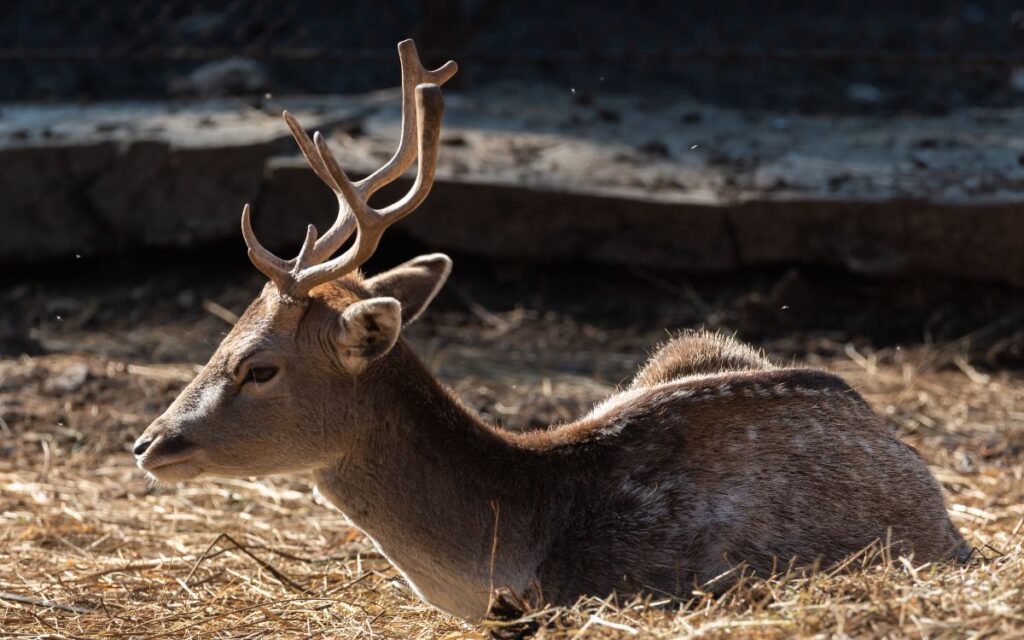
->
202;299;240;325
323;570;374;597
366;607;388;626
69;559;190;582
590;615;639;635
486;499;501;615
131;597;340;639
126;363;195;383
184;533;307;594
31;611;96;640
226;544;380;565
953;355;990;385
0;590;94;614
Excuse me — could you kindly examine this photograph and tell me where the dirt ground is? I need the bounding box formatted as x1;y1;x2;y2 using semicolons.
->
2;252;1023;638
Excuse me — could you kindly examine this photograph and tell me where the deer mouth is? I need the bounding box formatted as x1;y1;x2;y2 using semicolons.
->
140;452;202;482
137;436;202;479
143;448;199;470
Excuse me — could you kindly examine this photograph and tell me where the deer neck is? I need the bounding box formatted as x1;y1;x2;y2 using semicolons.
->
311;340;554;620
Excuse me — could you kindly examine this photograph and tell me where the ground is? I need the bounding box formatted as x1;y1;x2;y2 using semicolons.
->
1;254;1023;638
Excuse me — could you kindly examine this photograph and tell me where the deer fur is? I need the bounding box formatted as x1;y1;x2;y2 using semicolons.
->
136;269;968;620
134;40;968;622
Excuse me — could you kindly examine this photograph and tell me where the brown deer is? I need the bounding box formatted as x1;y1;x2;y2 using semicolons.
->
134;40;969;622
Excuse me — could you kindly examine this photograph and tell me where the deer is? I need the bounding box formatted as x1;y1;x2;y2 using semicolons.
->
133;39;969;622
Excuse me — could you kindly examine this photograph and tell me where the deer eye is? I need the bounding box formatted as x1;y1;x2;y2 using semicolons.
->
244;366;279;385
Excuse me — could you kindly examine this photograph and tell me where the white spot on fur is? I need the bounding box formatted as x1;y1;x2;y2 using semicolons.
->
178;381;226;421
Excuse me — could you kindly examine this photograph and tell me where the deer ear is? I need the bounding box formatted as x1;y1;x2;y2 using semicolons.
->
336;297;402;370
364;253;452;326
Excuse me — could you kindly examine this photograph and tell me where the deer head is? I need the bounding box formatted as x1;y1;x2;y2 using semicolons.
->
134;40;457;482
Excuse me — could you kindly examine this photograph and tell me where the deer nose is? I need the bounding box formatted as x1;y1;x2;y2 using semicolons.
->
133;435;154;457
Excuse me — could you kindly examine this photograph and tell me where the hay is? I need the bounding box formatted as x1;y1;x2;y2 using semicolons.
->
2;270;1023;638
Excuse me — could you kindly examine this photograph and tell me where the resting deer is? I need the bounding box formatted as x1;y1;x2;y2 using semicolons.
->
134;40;969;622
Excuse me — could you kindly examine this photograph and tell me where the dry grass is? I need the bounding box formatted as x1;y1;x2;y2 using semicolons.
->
2;278;1023;638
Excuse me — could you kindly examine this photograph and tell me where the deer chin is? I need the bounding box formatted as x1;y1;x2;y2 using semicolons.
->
139;448;203;482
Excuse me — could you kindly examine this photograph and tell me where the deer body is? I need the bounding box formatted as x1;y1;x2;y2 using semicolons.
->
134;41;967;623
298;301;966;620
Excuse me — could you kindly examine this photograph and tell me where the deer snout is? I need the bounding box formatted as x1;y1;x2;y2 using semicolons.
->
133;418;172;459
134;428;195;460
132;430;187;457
132;434;154;456
134;417;201;479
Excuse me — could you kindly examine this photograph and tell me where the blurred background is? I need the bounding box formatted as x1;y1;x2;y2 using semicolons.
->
2;3;1024;635
5;0;1024;108
3;0;1024;360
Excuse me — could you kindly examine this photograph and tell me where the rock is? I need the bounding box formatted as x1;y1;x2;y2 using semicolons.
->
0;318;41;357
87;141;271;247
847;83;883;105
45;363;89;393
638;140;671;159
2;92;1024;287
260;156;348;251
169;58;269;97
0;142;118;262
397;178;737;271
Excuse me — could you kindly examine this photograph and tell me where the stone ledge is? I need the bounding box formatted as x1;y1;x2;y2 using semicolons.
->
261;158;1024;286
1;93;1023;286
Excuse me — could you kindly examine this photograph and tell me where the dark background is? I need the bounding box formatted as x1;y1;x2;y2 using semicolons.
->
4;0;1024;112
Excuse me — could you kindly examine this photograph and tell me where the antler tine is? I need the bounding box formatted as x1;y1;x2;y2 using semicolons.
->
281;111;357;264
282;110;339;191
291;84;446;295
378;84;444;219
280;40;455;268
238;41;451;301
311;129;367;222
356;39;457;199
241;204;293;293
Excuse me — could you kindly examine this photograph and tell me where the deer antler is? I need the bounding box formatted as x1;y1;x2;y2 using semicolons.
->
242;39;456;300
